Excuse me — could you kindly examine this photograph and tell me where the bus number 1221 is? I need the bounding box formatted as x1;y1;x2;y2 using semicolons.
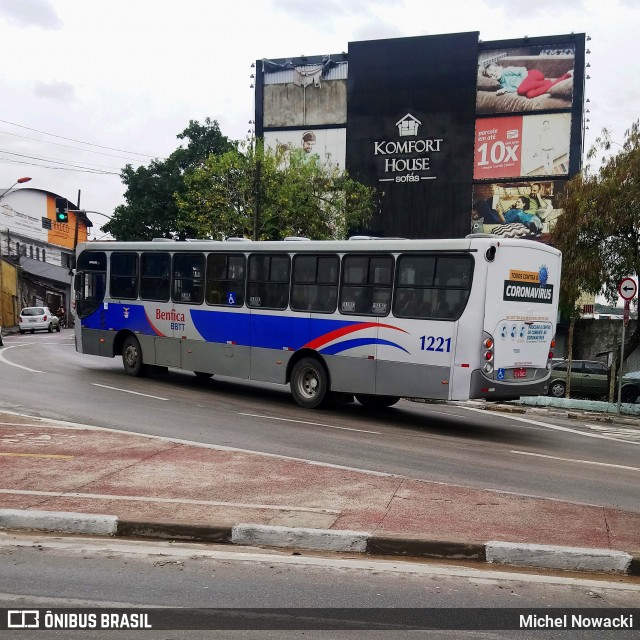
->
420;336;452;352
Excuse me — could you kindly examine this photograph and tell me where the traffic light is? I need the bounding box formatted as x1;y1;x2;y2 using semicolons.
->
55;198;68;223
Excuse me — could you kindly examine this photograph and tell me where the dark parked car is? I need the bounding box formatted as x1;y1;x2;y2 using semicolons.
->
548;359;639;403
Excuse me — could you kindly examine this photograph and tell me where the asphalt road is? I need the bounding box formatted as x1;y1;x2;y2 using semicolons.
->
1;330;639;511
1;532;638;639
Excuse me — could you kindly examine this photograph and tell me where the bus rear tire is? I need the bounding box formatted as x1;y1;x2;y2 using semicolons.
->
291;357;329;409
194;371;213;379
356;394;401;408
122;335;148;377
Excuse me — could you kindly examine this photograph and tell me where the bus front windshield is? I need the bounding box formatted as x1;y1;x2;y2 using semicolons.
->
75;251;107;318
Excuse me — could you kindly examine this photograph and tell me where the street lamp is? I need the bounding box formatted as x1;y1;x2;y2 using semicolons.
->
0;176;31;200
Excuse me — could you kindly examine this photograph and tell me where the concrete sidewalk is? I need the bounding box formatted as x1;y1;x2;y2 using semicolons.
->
0;410;639;576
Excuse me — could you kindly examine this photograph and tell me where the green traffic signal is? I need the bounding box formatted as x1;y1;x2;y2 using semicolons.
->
56;210;69;223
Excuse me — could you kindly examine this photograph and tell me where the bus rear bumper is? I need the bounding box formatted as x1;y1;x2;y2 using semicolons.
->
469;369;550;401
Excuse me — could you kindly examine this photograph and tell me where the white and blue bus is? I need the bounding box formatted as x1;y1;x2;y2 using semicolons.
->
73;235;561;409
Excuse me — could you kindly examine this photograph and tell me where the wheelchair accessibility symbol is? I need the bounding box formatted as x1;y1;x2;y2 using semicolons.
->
497;368;505;381
227;292;236;305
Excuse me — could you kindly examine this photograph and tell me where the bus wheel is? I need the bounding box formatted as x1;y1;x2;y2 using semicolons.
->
122;335;148;377
291;357;329;409
194;371;213;379
356;394;401;409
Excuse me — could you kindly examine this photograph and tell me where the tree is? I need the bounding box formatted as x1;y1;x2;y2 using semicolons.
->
102;118;234;240
176;139;376;240
551;120;640;365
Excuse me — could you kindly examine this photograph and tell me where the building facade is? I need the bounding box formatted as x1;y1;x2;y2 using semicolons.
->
256;32;585;241
0;187;92;325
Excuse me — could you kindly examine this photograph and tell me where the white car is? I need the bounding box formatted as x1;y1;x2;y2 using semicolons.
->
18;307;60;334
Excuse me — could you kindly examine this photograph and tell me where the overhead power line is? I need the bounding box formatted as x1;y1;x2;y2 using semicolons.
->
0;129;155;163
0;148;122;171
0;156;120;175
0;118;158;158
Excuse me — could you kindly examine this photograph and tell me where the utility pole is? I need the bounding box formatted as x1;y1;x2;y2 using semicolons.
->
72;189;81;262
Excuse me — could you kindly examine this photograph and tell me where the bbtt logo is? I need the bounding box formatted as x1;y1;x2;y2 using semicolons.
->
8;610;40;628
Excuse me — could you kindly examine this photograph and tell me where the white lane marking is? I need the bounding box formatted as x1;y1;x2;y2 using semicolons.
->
1;533;639;592
458;405;640;446
0;344;43;373
511;450;640;472
239;412;380;435
90;383;168;401
0;489;339;514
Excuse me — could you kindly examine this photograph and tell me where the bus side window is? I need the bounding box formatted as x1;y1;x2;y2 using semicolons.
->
140;253;171;302
340;254;392;316
206;253;245;306
247;254;290;310
172;253;205;305
291;254;338;313
110;252;138;300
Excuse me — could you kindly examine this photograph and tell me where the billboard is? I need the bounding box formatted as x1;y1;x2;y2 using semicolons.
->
474;112;571;180
257;32;584;241
263;128;346;169
476;43;576;115
473;36;583;243
471;179;566;240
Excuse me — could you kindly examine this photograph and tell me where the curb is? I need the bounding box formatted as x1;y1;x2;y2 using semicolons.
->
1;509;638;576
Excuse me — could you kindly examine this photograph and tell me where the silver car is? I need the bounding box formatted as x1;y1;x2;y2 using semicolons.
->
18;307;60;334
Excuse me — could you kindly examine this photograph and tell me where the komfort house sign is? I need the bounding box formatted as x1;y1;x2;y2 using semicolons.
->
375;114;443;183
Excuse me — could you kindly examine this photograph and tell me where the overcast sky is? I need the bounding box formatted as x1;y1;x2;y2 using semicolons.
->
1;0;638;237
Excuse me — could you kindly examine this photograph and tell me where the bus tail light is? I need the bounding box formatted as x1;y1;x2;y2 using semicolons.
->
547;336;556;365
481;332;494;375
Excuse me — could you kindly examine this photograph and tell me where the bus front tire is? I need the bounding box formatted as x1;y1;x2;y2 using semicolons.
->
291;357;329;409
356;394;401;408
194;371;214;379
122;335;148;377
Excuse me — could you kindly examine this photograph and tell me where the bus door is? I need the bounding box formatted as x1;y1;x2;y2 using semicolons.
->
484;243;560;385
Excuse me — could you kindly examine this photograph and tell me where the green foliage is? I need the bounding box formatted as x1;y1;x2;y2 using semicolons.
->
177;139;375;241
552;119;640;358
103;118;234;240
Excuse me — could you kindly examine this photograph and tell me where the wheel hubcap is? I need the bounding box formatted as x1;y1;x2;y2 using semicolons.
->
124;345;138;368
301;369;318;398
